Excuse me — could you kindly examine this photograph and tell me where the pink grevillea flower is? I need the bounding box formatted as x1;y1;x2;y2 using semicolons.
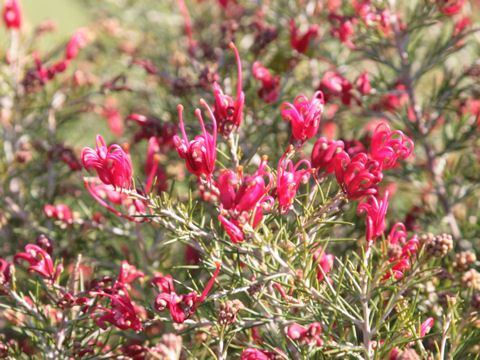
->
355;71;371;95
154;262;221;323
145;137;168;194
218;215;245;243
81;134;133;188
287;322;322;347
275;146;313;213
281;91;324;142
118;260;145;288
65;30;87;60
213;42;245;137
252;62;280;103
334;152;383;200
177;0;197;55
289;18;318;54
311;137;345;175
357;190;390;246
329;13;356;49
14;244;62;281
318;71;357;106
102;97;124;137
420;317;434;337
173;99;217;179
217;157;273;243
90;283;144;331
44;204;74;224
3;0;21;29
240;348;275;360
437;0;465;15
0;259;11;290
219;156;273;213
127;113;177;146
313;246;335;281
384;223;419;280
370;123;414;170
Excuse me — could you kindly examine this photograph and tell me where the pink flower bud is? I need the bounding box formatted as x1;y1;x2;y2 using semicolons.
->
3;0;21;29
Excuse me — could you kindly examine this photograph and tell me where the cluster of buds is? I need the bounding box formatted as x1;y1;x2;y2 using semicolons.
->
453;250;476;272
287;322;322;347
153;262;220;323
461;269;480;290
420;233;453;258
218;299;244;325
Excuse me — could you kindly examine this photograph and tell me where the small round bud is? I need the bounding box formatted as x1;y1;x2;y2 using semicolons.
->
461;269;480;290
453;251;476;272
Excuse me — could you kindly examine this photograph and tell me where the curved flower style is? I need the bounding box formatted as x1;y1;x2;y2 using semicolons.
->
287;322;322;346
289;18;318;53
281;91;324;142
145;136;168;193
311;137;345;175
357;190;390;246
81;134;133;188
14;244;62;281
334;152;383;200
154;262;221;323
252;61;279;103
173;99;217;179
90;283;143;331
213;42;245;136
313;246;335;281
83;179;147;222
370;122;414;170
276;146;312;213
3;0;21;29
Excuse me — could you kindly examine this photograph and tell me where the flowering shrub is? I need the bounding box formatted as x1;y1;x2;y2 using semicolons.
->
0;0;480;359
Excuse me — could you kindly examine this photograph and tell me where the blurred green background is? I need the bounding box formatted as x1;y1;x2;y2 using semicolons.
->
23;0;89;36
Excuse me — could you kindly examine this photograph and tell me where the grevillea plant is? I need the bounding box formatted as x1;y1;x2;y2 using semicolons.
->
1;0;480;359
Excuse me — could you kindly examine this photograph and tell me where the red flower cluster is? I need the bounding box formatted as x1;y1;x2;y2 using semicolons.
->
289;18;318;53
153;262;220;323
281;91;324;142
81;134;133;189
217;156;273;243
14;244;63;282
213;42;245;137
252;61;280;103
173;100;217;179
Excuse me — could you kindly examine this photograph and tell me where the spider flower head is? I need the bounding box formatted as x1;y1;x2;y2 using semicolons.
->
281;91;324;142
173;100;217;179
81;134;133;189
